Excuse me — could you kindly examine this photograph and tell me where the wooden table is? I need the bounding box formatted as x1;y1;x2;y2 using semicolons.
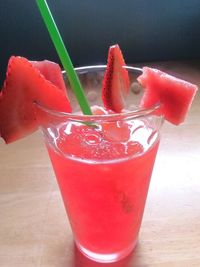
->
0;61;200;267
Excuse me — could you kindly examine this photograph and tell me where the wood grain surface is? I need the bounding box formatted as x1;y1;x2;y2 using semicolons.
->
0;61;200;267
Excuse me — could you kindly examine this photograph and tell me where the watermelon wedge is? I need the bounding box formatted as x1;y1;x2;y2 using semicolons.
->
102;44;130;113
31;60;66;94
138;67;198;125
0;56;71;143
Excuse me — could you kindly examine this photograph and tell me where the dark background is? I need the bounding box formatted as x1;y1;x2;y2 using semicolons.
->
1;0;200;86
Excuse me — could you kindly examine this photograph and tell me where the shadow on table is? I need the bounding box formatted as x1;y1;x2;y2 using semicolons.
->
72;243;139;267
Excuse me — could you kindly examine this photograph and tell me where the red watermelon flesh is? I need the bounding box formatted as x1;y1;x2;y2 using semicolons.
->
0;56;71;143
138;67;198;125
31;60;66;93
102;44;130;113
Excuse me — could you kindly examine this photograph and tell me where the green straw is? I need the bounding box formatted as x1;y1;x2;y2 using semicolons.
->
36;0;92;115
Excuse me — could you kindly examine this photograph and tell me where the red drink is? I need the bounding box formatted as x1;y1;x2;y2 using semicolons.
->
45;115;160;261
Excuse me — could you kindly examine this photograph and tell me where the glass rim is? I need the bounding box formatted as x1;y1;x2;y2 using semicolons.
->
35;65;161;122
62;64;143;74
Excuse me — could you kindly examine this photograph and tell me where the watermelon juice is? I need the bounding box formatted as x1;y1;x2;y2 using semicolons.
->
37;66;163;263
43;111;161;262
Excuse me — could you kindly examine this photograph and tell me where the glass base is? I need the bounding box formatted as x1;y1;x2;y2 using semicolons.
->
75;240;137;263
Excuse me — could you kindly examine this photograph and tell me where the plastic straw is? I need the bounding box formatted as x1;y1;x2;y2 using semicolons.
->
36;0;92;115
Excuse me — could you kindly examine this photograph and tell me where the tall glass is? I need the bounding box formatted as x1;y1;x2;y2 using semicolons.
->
36;66;163;263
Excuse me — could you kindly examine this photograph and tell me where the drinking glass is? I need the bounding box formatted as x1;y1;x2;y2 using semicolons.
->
36;66;163;263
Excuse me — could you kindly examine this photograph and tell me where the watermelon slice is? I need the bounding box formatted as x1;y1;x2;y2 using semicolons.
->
138;67;198;125
0;56;71;143
102;44;130;113
31;60;66;94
